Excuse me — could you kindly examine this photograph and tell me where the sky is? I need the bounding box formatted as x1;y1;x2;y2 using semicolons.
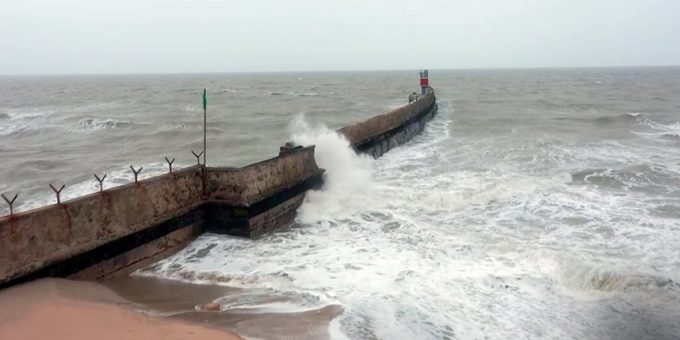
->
1;0;679;75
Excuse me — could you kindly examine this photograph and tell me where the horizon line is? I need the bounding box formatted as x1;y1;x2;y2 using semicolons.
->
1;64;679;77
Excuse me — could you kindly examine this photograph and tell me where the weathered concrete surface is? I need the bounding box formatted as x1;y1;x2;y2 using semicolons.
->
71;222;203;281
204;173;322;238
359;101;438;158
0;87;436;287
0;146;323;285
206;146;322;206
0;167;204;286
204;146;324;238
339;87;436;152
247;193;305;237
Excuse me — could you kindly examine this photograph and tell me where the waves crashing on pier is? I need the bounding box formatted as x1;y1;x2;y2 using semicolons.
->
3;69;680;339
290;115;375;224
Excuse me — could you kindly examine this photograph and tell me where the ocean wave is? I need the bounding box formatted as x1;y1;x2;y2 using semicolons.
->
557;264;679;298
554;112;644;125
596;112;643;123
571;168;624;187
76;118;134;131
0;120;56;136
633;118;680;142
3;108;56;120
290;115;375;224
0;108;57;136
660;133;680;140
269;91;319;97
157;123;189;132
2;103;121;124
570;164;677;190
213;289;328;313
135;266;296;290
0;124;18;136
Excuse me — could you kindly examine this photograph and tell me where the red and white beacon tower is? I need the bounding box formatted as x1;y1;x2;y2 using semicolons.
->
419;69;429;95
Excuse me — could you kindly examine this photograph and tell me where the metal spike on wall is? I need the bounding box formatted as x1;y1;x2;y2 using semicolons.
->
191;150;203;166
1;193;18;216
165;157;176;173
94;174;107;192
129;166;143;183
49;184;66;204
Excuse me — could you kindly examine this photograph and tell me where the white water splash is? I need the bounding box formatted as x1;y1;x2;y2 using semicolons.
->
289;115;375;224
135;104;680;339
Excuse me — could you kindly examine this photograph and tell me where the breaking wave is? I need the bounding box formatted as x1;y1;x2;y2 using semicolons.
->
269;91;319;97
76;118;135;131
554;112;644;125
570;164;678;191
157;123;190;132
554;262;680;301
633;118;680;142
289;115;374;224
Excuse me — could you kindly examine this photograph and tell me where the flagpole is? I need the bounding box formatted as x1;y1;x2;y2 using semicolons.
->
203;88;207;167
202;88;207;197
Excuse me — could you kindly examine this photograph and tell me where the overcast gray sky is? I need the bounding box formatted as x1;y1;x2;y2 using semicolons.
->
1;0;679;74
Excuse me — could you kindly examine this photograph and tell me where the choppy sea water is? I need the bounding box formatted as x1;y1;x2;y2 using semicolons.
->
2;68;680;339
0;71;411;211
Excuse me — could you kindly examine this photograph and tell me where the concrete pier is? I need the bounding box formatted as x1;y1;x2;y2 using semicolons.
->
0;87;437;287
340;87;437;157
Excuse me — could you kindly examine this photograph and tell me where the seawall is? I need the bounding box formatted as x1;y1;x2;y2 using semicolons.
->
340;87;437;157
0;87;437;287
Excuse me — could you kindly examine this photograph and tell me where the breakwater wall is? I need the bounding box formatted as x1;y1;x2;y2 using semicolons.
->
340;87;437;157
0;87;437;287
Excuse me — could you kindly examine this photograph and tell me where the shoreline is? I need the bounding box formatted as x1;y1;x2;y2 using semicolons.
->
0;276;344;340
0;278;242;340
103;275;345;340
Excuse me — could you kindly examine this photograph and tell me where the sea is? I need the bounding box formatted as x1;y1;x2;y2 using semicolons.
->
1;68;680;339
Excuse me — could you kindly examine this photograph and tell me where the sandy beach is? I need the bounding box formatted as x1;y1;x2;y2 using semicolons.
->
0;278;242;340
103;276;344;340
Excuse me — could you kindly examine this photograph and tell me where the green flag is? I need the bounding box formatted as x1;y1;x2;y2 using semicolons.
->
202;88;207;111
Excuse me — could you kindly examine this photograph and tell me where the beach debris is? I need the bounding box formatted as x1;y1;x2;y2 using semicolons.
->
197;302;221;312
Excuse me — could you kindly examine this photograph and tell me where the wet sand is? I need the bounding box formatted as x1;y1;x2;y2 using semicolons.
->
102;276;344;340
0;278;242;340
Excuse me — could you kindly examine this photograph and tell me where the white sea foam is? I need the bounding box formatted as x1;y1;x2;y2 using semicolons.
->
632;115;680;141
74;118;134;132
289;115;375;224
134;103;680;339
0;108;56;136
157;122;190;132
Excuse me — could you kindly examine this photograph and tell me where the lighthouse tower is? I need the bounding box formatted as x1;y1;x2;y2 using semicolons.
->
419;69;429;95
